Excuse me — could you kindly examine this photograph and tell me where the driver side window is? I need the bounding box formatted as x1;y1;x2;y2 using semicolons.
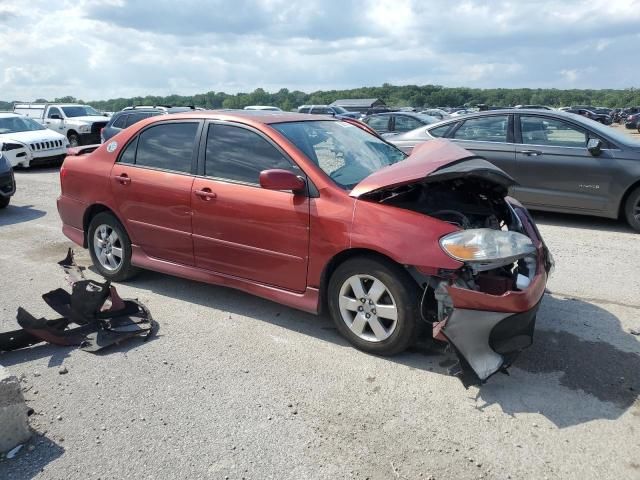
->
47;107;62;119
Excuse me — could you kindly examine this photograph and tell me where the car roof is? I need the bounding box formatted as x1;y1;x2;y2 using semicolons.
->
129;110;334;126
0;113;21;118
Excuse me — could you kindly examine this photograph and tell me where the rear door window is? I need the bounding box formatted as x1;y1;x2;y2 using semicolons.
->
453;115;509;142
112;114;128;129
394;115;423;133
124;122;198;173
125;112;155;128
364;116;390;131
205;124;298;184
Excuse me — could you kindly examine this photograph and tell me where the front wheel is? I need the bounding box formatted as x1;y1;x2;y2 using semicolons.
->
87;212;139;281
68;132;80;147
327;256;421;355
624;186;640;232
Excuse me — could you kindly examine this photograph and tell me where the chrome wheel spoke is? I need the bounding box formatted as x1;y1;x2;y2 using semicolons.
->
111;246;123;259
368;317;388;341
375;304;398;321
106;253;118;268
367;279;386;303
350;314;367;335
339;295;360;312
348;277;366;299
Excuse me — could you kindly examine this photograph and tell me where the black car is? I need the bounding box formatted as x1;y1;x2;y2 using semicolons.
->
101;106;197;143
387;109;640;231
0;151;16;209
296;105;360;119
564;108;611;125
362;112;439;136
625;113;640;129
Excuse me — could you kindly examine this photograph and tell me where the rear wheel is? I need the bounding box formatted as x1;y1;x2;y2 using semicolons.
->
0;197;9;209
327;256;421;355
88;212;139;281
624;186;640;232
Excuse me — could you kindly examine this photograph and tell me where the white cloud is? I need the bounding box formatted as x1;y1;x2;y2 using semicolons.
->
0;0;638;101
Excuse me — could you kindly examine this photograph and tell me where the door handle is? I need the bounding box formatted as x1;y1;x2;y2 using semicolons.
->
194;188;217;200
114;174;131;185
520;149;542;156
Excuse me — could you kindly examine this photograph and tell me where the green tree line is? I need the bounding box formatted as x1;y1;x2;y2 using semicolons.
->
2;84;640;112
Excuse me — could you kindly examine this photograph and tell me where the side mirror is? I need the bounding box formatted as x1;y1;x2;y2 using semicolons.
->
259;169;306;193
587;138;602;156
50;114;61;120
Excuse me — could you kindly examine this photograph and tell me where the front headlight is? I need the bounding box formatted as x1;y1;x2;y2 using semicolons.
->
440;228;536;263
78;125;90;133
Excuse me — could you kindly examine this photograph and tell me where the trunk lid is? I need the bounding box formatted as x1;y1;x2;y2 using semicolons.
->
349;139;516;198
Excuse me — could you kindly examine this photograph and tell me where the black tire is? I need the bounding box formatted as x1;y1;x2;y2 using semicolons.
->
67;132;80;147
623;186;640;232
0;196;9;209
327;256;421;356
87;211;139;281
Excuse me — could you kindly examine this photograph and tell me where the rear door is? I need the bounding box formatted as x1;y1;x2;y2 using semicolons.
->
191;122;310;292
513;114;612;212
446;114;517;177
110;120;201;265
363;115;391;135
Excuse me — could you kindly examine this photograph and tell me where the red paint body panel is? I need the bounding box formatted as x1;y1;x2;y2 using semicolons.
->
109;164;195;266
191;178;310;292
349;139;475;198
350;200;463;271
131;246;319;313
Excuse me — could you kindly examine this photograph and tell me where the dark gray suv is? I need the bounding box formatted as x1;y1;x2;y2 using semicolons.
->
387;109;640;231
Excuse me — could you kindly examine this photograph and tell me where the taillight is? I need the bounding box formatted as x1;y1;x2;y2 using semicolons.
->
60;165;67;183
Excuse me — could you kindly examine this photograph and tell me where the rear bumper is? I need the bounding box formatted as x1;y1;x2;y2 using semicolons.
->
57;194;88;247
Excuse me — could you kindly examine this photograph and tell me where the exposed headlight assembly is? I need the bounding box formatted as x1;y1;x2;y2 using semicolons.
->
440;228;536;267
1;142;24;152
78;125;90;133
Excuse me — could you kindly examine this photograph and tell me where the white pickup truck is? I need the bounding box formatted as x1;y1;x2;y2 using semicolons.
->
13;103;109;147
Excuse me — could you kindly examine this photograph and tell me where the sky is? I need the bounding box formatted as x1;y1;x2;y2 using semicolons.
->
0;0;639;101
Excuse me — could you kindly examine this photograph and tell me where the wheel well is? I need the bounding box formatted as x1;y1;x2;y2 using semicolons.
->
82;204;114;247
618;180;640;219
67;130;78;138
317;248;418;315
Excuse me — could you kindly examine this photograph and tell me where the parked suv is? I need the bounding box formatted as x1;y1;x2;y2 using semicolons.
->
101;106;197;142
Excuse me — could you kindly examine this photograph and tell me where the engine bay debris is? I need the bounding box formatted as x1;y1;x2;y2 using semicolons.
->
0;249;156;353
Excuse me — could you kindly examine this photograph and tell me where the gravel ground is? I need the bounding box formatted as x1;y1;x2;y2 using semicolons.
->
0;163;639;480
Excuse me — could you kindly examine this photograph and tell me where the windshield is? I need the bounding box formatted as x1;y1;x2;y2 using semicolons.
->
415;114;440;124
0;116;46;134
61;106;102;117
272;120;407;189
332;106;348;114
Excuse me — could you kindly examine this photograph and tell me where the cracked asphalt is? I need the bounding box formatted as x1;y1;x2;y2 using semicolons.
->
1;161;639;480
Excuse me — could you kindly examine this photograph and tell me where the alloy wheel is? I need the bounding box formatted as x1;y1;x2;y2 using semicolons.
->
93;224;123;271
338;274;398;342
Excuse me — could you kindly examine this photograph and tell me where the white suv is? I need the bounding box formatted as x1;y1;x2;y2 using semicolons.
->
0;113;68;168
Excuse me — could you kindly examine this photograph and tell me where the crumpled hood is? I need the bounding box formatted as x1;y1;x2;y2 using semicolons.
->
66;116;108;124
349;139;516;198
0;129;67;145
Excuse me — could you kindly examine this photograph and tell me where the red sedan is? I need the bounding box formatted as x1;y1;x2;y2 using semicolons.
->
57;111;551;382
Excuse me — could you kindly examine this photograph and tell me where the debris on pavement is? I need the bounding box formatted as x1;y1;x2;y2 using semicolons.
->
0;249;157;354
629;328;640;336
5;444;23;459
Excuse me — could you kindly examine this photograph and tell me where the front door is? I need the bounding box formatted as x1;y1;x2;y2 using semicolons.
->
513;114;612;213
44;106;65;133
110;120;201;265
191;122;310;292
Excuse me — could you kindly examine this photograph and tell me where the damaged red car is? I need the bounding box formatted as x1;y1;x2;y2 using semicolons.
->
57;112;552;382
